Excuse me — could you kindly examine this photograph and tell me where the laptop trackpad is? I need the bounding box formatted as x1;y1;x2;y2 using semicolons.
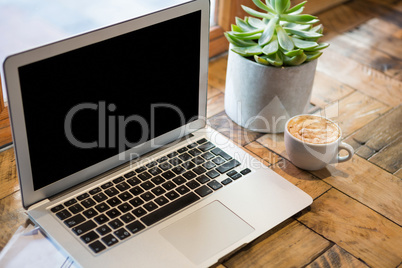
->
159;201;254;265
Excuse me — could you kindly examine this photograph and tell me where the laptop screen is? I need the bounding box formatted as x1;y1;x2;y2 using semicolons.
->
17;11;201;190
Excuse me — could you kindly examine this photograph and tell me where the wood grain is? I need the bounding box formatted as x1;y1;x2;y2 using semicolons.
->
0;148;18;200
0;191;29;251
208;111;264;147
224;220;331;268
208;53;227;92
310;71;355;108
299;189;402;268
207;92;225;118
312;155;402;226
317;48;402;107
313;91;391;137
292;0;350;15
306;245;369;268
0;108;12;148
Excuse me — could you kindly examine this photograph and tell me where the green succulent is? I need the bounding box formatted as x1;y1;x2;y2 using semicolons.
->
224;0;329;66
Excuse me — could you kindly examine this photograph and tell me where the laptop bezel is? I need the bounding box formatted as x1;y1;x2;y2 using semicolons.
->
3;0;210;209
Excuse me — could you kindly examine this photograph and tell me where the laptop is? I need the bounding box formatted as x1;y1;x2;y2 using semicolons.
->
2;0;312;267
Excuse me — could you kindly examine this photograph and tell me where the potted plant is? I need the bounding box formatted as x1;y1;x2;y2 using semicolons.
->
224;0;328;133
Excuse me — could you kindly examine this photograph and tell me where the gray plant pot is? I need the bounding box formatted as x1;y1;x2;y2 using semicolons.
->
224;49;318;133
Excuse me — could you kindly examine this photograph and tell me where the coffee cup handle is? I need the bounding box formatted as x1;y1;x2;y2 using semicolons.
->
337;142;354;163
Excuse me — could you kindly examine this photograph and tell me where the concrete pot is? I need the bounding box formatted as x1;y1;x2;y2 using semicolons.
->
224;49;318;133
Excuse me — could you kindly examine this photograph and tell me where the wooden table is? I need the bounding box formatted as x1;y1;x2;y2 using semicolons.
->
1;0;401;267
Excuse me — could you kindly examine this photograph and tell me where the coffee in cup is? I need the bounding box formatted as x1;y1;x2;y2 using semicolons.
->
284;114;354;170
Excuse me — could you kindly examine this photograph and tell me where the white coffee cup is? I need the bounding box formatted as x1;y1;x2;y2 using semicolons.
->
284;114;354;170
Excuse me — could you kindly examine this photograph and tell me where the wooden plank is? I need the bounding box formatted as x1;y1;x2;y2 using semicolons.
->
306;245;369;268
394;168;402;179
0;191;29;251
271;158;332;200
209;34;229;58
310;71;355;108
292;0;350;15
342;17;402;62
312;155;402;226
258;132;402;226
208;55;228;92
343;105;402;168
368;135;402;173
208;111;264;147
207;93;225;118
224;220;331;268
327;34;402;80
313;91;390;138
0;108;12;148
317;48;402;107
317;2;373;33
0;148;18;200
257;133;287;159
0;76;4;113
298;189;402;268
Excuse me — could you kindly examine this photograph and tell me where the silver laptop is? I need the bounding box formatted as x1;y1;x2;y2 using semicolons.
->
2;0;312;267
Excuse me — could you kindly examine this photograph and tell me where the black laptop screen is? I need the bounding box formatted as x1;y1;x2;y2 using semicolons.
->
18;11;201;190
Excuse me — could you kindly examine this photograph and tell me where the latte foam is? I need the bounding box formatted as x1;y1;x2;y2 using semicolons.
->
287;115;340;144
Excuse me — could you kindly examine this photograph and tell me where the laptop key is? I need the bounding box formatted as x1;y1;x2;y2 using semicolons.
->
155;196;169;206
162;181;176;190
109;219;124;229
114;228;131;240
81;198;96;208
240;168;252;175
176;185;190;195
117;203;133;213
101;181;113;189
143;201;158;212
81;231;99;244
118;191;133;201
56;209;72;220
195;185;213;197
165;190;180;201
132;207;147;217
107;197;122;207
129;197;144;207
186;180;200;189
64;198;77;207
64;214;86;228
196;174;210;184
120;213;135;224
105;187;119;197
102;234;119;247
106;208;121;219
89;240;106;254
94;214;109;225
93;192;108;202
206;170;220;179
221;178;233;185
77;193;89;201
126;221;145;234
96;224;112;235
207;180;223;191
83;208;98;219
141;192;200;226
89;187;102;195
69;204;84;214
113;176;125;184
123;171;135;178
116;182;130;192
138;171;152;181
127;177;141;186
216;159;240;174
95;202;110;213
51;204;65;213
72;220;97;235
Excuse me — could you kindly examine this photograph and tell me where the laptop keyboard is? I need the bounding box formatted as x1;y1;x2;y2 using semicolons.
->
50;138;251;254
